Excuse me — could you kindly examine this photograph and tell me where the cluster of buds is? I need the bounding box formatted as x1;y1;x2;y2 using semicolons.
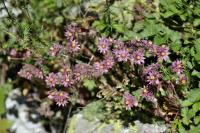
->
9;48;31;59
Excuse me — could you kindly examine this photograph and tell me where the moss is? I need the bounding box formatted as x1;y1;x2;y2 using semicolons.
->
96;123;109;133
110;120;123;133
67;115;79;133
82;101;106;121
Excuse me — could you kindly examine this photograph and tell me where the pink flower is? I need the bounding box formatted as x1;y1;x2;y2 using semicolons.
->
60;74;73;87
172;60;184;75
146;71;162;85
143;63;160;75
48;90;69;107
73;63;92;80
60;65;72;75
10;48;17;57
130;49;145;65
156;46;170;61
18;69;33;80
149;45;159;56
141;87;157;103
113;48;130;62
45;73;58;88
64;25;76;40
102;56;115;70
93;61;108;76
98;37;110;54
23;49;31;58
114;40;125;49
177;74;187;85
123;92;138;110
48;44;62;57
68;40;80;53
34;69;44;79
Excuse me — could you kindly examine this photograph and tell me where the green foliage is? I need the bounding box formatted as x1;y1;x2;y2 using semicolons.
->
0;119;13;133
83;79;96;91
0;89;6;115
82;101;106;121
0;82;13;133
0;81;13;115
181;88;200;107
173;88;200;132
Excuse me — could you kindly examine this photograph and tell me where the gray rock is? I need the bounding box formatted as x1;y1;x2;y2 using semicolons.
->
6;89;48;133
67;114;167;133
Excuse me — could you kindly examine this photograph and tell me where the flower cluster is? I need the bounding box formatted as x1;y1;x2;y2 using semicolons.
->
93;56;115;76
18;64;43;80
64;25;76;40
65;25;81;53
17;26;187;109
9;48;31;58
171;60;187;85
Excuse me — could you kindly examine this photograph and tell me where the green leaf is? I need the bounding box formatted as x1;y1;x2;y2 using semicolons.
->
194;116;200;125
54;16;64;26
83;79;96;91
82;101;105;121
192;70;200;78
170;32;181;41
92;21;106;31
170;41;181;52
181;100;193;107
194;50;200;63
112;23;124;33
153;35;167;45
181;108;190;125
186;61;193;69
194;38;200;52
132;89;142;101
133;22;145;32
0;119;12;133
181;88;200;107
192;102;200;114
0;89;6;115
193;19;200;27
161;11;174;18
189;124;200;133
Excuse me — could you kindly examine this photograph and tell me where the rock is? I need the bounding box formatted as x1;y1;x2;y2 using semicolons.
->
67;114;167;133
5;89;48;133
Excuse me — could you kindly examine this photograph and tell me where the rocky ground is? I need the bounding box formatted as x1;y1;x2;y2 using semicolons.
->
6;88;167;133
